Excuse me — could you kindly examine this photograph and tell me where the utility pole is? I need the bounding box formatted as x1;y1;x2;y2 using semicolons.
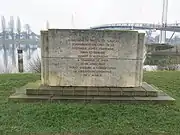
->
71;12;76;28
160;0;168;44
46;20;49;30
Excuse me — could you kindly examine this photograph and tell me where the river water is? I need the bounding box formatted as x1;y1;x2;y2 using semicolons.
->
0;47;159;73
0;48;41;73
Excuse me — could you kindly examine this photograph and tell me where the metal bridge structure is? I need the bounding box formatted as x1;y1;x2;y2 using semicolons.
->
90;0;180;59
92;22;179;34
91;23;180;32
90;0;179;45
90;22;180;44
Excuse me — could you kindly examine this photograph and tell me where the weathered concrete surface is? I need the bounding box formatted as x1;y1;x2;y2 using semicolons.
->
9;93;175;104
9;81;175;104
25;81;158;97
41;29;145;87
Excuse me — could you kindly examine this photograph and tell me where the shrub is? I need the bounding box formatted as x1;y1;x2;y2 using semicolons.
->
28;55;41;73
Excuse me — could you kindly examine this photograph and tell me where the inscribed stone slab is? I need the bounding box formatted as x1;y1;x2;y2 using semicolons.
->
41;29;145;87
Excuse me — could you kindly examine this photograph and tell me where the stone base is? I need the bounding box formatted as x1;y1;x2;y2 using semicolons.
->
8;81;175;104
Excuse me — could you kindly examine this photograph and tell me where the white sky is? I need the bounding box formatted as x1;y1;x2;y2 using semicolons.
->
1;0;180;34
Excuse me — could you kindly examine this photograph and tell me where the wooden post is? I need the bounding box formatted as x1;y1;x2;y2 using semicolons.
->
17;49;23;72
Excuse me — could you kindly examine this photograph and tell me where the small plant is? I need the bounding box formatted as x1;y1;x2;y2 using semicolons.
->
28;55;41;73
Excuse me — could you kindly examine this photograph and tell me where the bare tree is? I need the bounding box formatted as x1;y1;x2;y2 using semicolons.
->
28;55;41;73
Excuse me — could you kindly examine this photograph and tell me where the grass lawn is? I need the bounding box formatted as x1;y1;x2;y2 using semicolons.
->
0;72;180;135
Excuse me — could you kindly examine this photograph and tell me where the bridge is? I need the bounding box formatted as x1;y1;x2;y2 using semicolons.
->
90;23;180;32
90;0;178;45
90;22;180;45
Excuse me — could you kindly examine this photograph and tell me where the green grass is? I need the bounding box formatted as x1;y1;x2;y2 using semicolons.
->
0;72;180;135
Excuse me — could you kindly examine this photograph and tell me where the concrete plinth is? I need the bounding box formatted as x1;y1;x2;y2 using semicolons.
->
8;81;175;104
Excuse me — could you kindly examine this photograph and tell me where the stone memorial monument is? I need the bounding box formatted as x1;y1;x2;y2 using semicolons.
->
9;29;175;103
41;29;144;87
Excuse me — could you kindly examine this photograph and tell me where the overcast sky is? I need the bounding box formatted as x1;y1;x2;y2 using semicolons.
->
1;0;180;34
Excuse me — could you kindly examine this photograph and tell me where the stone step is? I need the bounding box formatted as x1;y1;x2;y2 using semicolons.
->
8;82;175;104
9;93;175;104
26;89;157;97
26;82;158;97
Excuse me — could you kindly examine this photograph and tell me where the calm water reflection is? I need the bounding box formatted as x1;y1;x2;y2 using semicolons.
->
0;48;40;73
